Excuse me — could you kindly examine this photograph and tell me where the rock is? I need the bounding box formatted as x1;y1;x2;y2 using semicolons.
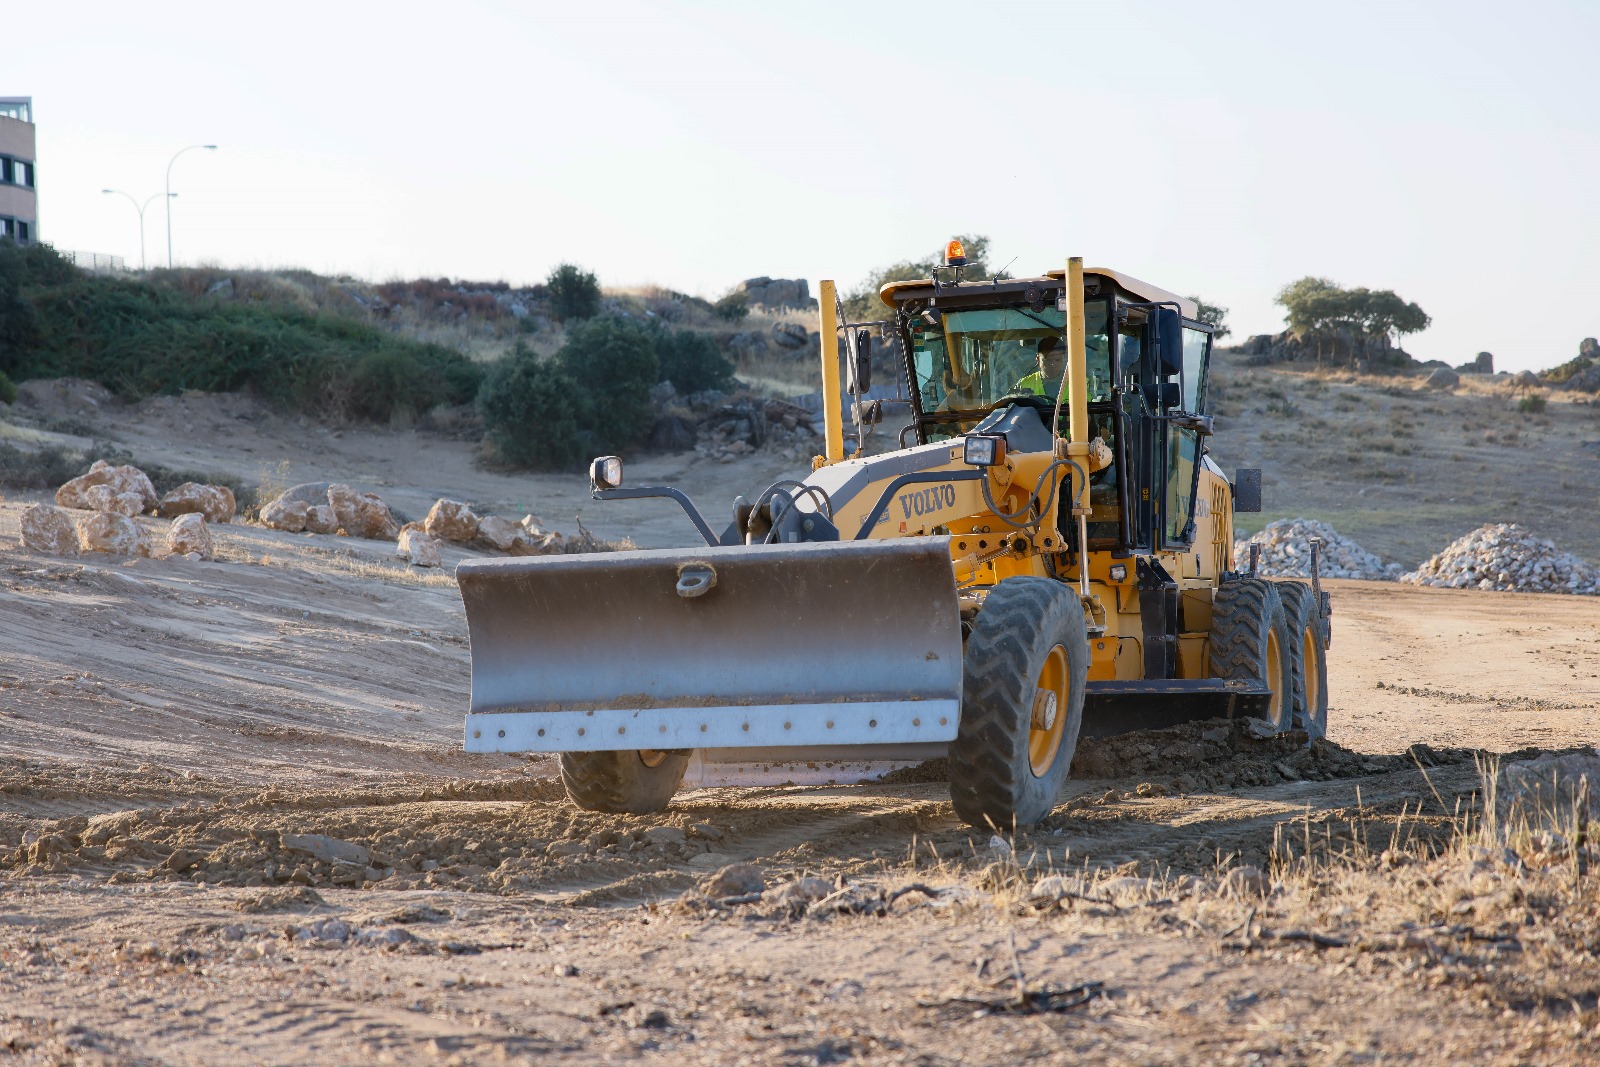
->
77;512;150;557
157;482;235;523
1514;369;1540;389
689;852;733;868
1029;875;1073;903
1221;865;1270;898
546;841;588;859
476;514;532;553
166;514;213;559
425;499;480;543
649;380;677;407
302;918;352;943
56;460;157;514
647;415;697;452
83;483;149;517
20;504;79;556
1244;718;1278;740
700;862;764;898
687;823;724;842
1456;351;1493;374
326;484;399;540
278;482;333;506
259;497;311;532
642;826;686;847
303;504;339;535
737;277;814;310
771;322;810;349
1582;337;1599;359
1498;751;1600;828
396;526;441;568
282;833;371;867
1424;366;1459;390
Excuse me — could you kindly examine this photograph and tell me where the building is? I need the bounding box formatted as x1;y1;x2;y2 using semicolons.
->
0;97;36;244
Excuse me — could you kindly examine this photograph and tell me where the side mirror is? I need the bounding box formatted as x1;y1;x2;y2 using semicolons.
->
848;329;873;394
1154;307;1183;375
1233;468;1262;513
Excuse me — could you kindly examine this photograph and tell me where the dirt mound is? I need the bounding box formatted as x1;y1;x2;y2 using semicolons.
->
1236;517;1402;580
1401;522;1600;594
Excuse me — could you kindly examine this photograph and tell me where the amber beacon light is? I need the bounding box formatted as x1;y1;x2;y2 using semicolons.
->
943;239;966;266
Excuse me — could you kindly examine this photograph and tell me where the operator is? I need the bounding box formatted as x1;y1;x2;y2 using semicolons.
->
1016;336;1067;398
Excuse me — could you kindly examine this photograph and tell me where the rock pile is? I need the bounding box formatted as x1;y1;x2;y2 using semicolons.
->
396;499;582;566
1400;523;1600;595
157;482;235;523
258;483;399;540
1235;518;1402;580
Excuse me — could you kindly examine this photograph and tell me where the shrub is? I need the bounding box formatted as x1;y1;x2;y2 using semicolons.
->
0;241;483;424
1518;392;1547;414
546;263;601;322
0;368;14;406
653;326;734;394
712;290;750;322
477;345;587;470
556;315;658;451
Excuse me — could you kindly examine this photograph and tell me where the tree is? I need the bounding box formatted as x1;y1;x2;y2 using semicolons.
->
1189;296;1231;340
477;344;587;470
556;315;659;451
653;326;734;394
545;263;602;322
1274;276;1429;365
842;234;1000;322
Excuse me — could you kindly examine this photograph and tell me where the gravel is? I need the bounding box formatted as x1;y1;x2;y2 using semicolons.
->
1400;523;1600;595
1235;517;1402;580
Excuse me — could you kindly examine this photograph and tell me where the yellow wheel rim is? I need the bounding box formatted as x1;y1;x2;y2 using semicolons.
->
1265;627;1284;724
1028;645;1069;777
638;750;668;769
1302;625;1321;720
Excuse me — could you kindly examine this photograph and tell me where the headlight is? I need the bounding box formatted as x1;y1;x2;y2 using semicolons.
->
590;455;624;490
963;434;1007;467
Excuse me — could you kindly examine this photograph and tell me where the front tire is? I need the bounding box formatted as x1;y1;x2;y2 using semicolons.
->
1209;579;1294;732
559;749;690;814
949;577;1089;829
1275;581;1329;740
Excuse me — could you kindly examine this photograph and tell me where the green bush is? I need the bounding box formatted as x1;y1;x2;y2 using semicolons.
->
653;326;734;394
556;315;659;451
477;346;588;470
1518;392;1548;414
0;241;482;423
546;263;601;322
712;290;749;322
0;368;15;406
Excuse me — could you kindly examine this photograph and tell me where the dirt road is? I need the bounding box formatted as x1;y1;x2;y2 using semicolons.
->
2;504;1598;1064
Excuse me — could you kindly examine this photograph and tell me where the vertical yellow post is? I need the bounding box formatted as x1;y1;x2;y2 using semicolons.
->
1065;257;1088;447
818;279;844;463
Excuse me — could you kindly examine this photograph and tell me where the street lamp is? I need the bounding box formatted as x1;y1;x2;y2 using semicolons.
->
165;144;217;268
102;189;174;271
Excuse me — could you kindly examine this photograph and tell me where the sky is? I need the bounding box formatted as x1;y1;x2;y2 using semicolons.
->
8;0;1599;371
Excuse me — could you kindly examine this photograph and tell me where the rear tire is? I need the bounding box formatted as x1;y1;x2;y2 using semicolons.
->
1275;582;1329;740
949;577;1089;829
1209;579;1294;732
559;750;690;814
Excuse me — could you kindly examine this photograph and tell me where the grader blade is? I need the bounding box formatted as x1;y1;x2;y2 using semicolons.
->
459;538;963;757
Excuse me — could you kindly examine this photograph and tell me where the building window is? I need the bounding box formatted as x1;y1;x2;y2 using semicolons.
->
16;221;28;243
0;157;32;187
0;158;9;183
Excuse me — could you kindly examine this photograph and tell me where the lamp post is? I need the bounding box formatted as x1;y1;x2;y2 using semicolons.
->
102;189;174;271
165;144;217;269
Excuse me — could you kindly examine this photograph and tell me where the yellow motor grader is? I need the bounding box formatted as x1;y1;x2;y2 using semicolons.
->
457;247;1331;828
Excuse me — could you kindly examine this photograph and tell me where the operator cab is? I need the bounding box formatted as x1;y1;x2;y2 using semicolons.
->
881;260;1216;556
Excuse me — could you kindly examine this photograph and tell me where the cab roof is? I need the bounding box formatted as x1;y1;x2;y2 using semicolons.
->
879;267;1198;320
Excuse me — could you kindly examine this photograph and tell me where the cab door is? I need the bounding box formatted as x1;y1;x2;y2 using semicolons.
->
1159;325;1213;547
